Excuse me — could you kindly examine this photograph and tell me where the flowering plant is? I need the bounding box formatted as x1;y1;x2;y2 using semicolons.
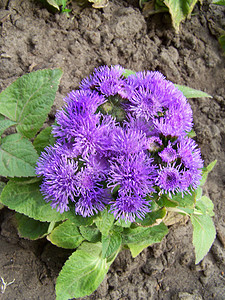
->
0;67;216;300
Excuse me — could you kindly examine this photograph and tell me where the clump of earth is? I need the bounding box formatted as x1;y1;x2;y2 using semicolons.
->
0;0;225;299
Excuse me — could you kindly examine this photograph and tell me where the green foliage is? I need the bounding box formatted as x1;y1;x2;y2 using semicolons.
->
102;230;122;258
218;34;225;52
141;0;202;32
79;225;101;242
56;242;115;299
174;84;212;98
15;213;49;240
33;127;55;155
95;208;115;235
48;220;85;249
200;160;217;186
126;222;168;257
0;69;62;138
0;178;68;222
0;114;16;139
212;0;225;5
191;213;216;264
0;133;39;177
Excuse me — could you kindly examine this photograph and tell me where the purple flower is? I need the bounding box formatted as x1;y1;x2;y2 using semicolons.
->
80;65;125;96
108;152;156;196
109;192;151;222
36;144;78;213
120;71;193;138
53;110;116;158
74;162;110;217
159;142;177;163
110;127;147;155
177;137;203;170
156;164;182;197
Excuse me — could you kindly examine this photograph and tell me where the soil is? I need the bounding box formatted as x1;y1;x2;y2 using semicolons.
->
0;0;225;299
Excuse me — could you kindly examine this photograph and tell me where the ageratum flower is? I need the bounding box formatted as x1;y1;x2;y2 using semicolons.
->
36;65;203;221
119;71;193;137
36;144;78;213
80;65;125;96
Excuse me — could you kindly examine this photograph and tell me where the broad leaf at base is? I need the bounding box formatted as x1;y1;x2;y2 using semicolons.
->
48;220;84;249
56;242;114;299
191;213;216;264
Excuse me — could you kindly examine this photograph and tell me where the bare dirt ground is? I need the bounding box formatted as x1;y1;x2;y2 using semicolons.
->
0;0;225;299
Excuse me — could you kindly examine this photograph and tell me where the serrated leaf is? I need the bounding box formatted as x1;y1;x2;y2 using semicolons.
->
0;133;39;177
122;222;168;244
33;127;55;155
136;208;167;227
0;114;17;138
0;178;69;222
200;160;217;186
79;225;101;243
56;242;114;299
0;69;63;138
15;213;49;240
163;0;200;32
126;222;168;257
195;196;214;217
48;220;84;249
95;209;115;235
102;230;122;259
170;191;196;208
175;84;212;98
114;218;131;227
191;213;216;264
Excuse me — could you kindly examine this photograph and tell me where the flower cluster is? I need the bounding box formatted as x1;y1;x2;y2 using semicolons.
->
36;65;203;222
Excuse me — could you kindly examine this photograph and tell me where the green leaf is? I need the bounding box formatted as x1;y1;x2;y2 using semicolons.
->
15;213;49;240
136;208;167;227
48;220;85;249
200;160;217;186
175;84;212;98
114;218;131;227
0;69;63;138
0;133;39;177
157;194;178;207
0;178;68;222
33;127;55;155
122;69;136;78
95;209;115;235
195;196;214;217
102;230;122;259
163;0;200;32
56;242;114;299
170;191;196;208
122;222;168;244
219;34;225;52
187;129;196;138
46;0;67;10
126;222;168;257
0;114;17;138
191;213;216;264
212;0;225;5
79;225;101;243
